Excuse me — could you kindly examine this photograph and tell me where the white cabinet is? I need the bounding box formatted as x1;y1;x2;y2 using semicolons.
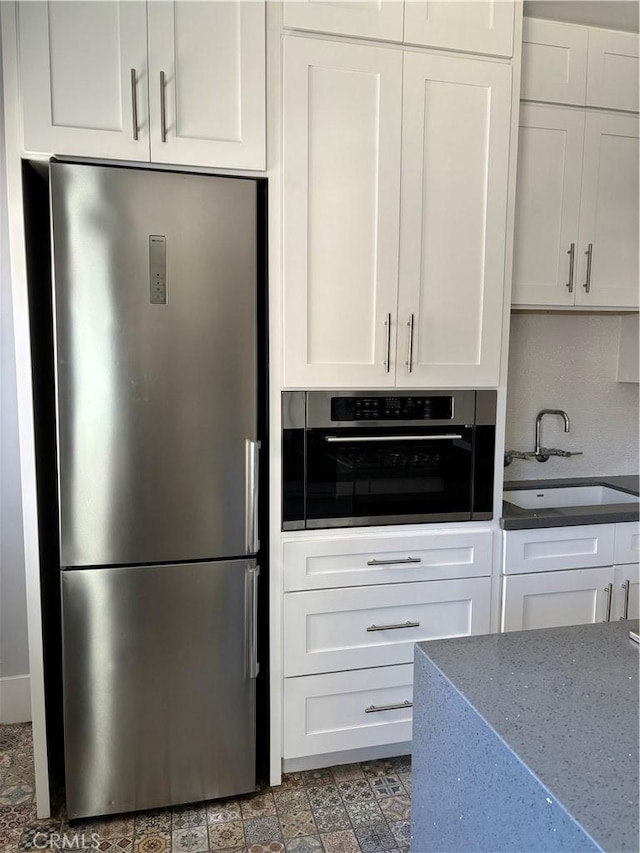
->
283;0;403;43
522;18;639;113
513;108;639;308
612;564;640;621
282;36;513;388
17;0;266;170
404;0;515;58
502;524;616;575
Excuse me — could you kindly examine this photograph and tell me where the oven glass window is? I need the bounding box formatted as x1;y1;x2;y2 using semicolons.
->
305;426;474;524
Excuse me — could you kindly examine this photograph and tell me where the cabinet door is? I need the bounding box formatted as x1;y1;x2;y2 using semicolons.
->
398;53;511;387
18;1;149;160
282;37;402;388
502;567;614;632
521;18;588;106
512;105;585;306
282;0;403;42
576;112;639;308
404;1;515;58
147;0;265;169
612;564;640;621
586;29;639;113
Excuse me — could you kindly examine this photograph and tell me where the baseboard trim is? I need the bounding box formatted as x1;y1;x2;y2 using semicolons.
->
0;674;32;723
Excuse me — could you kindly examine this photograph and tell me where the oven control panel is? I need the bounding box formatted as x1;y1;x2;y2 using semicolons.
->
331;396;453;421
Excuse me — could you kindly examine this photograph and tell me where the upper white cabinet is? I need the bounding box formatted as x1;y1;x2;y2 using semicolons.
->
282;36;512;388
283;0;514;58
404;0;514;58
17;0;266;170
18;1;149;161
522;17;639;112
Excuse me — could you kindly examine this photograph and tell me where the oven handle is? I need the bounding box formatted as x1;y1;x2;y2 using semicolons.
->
323;434;463;443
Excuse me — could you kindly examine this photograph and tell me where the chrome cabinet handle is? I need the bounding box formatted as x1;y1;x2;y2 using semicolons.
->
566;243;575;292
246;564;260;678
604;582;613;621
406;314;414;373
245;440;260;554
367;557;422;567
160;70;167;142
621;579;631;620
324;434;462;444
365;699;412;714
383;313;391;373
130;68;139;141
583;243;593;293
367;620;420;632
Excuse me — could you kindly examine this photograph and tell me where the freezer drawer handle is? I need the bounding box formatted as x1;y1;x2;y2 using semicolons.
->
367;620;420;632
247;564;260;679
365;699;413;714
367;557;421;567
246;440;260;554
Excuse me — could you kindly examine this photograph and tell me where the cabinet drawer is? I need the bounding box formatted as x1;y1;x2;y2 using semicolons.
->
614;522;640;565
503;524;615;575
284;578;491;676
283;530;493;591
283;665;413;759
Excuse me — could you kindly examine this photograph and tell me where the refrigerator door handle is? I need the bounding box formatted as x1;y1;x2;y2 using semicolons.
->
245;440;260;554
246;564;260;679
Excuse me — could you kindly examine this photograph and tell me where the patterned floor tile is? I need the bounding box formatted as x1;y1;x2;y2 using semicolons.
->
206;798;241;824
360;761;395;780
388;819;410;848
0;786;34;807
390;756;411;775
301;768;333;787
278;811;316;839
132;833;170;853
88;815;135;839
133;812;172;835
243;816;283;845
172;826;208;853
18;821;61;850
330;764;364;783
368;776;405;800
353;822;396;853
336;780;374;805
279;773;305;791
0;804;37;833
0;726;30;752
308;806;350;834
343;800;384;828
273;789;309;814
171;805;207;829
283;835;322;853
398;773;411;794
0;826;22;853
207;819;245;850
304;785;342;811
241;791;277;819
378;795;410;823
319;829;360;853
247;844;285;853
95;837;134;853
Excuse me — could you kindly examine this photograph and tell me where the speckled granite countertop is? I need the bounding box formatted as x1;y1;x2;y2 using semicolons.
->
501;475;639;529
411;620;640;852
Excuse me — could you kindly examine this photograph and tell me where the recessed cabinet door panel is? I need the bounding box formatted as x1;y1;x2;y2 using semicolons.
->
576;112;639;308
283;0;403;42
404;0;515;58
18;0;149;159
398;53;511;387
282;37;402;388
521;18;588;106
586;29;639;113
512;105;585;306
148;0;265;169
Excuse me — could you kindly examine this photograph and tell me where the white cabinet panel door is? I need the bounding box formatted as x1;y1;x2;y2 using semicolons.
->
18;0;149;160
147;0;265;169
282;0;403;42
512;105;585;306
398;52;511;387
404;0;514;57
282;37;402;388
612;564;640;622
587;29;639;113
502;568;613;632
576;112;639;308
521;18;588;106
614;522;640;566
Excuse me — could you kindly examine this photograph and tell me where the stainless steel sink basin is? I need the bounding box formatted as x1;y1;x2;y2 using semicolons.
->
504;485;639;509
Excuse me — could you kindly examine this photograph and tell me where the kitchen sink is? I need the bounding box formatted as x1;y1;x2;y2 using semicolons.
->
503;485;639;509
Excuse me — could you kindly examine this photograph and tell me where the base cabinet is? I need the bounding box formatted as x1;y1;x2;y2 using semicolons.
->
612;563;640;621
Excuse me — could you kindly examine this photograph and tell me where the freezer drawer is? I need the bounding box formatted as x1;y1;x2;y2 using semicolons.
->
62;560;258;819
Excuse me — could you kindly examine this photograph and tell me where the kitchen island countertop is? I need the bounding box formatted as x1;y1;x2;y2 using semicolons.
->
411;620;640;852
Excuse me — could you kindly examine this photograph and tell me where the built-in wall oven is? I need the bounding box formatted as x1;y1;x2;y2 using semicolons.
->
282;390;496;530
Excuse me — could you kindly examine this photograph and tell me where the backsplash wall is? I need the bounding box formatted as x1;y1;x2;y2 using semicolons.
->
505;314;639;481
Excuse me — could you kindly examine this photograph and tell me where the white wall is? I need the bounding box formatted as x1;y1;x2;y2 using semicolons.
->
505;313;640;481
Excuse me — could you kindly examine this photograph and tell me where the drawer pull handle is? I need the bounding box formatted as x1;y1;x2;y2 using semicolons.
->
604;582;613;622
367;620;420;632
365;699;413;714
325;435;462;444
367;557;421;567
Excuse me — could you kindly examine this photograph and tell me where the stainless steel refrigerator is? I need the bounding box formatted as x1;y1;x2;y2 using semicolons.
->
49;163;260;820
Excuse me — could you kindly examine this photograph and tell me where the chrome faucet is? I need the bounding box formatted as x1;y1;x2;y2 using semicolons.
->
535;409;571;463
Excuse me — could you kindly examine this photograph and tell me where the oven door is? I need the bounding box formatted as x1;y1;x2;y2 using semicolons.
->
305;426;474;528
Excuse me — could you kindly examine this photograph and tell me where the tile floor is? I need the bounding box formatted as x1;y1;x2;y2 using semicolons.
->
0;724;411;853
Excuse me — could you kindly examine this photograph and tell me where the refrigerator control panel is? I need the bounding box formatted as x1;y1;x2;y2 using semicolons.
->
149;235;167;304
